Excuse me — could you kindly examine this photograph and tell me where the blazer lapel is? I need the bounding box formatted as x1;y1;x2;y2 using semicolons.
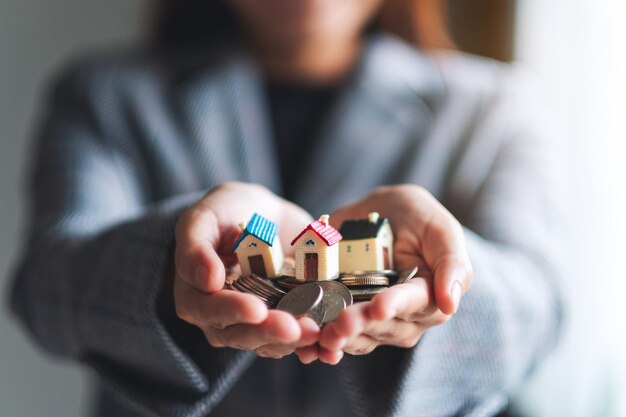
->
228;55;283;194
176;35;444;214
293;35;444;215
176;51;282;194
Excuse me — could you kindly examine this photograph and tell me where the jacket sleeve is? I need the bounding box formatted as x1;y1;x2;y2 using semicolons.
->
336;72;566;417
9;64;255;417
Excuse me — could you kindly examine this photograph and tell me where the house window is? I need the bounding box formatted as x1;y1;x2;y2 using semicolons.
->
248;242;257;248
347;245;352;253
365;243;370;252
305;239;315;246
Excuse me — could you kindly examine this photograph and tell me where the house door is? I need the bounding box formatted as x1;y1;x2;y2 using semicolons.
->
305;253;318;281
248;255;267;277
383;247;391;270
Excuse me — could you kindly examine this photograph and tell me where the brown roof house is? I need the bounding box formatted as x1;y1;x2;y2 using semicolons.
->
338;212;394;273
290;215;342;281
232;213;284;278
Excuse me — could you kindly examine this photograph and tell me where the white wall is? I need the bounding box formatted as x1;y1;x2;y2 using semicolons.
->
0;1;145;416
513;1;626;416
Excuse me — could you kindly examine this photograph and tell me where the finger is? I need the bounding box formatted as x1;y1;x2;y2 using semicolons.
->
319;303;369;350
318;347;343;365
432;254;472;315
295;345;319;364
175;207;225;293
256;344;295;359
259;318;320;360
420;210;473;315
367;278;432;321
213;310;301;350
328;202;366;230
203;329;226;348
363;318;422;347
393;252;433;281
174;279;268;327
343;335;379;356
318;324;348;351
294;317;321;347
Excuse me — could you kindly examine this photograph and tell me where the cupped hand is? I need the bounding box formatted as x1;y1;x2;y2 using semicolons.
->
174;182;318;358
297;184;473;364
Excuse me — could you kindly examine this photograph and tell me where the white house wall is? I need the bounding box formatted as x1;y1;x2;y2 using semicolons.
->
235;235;283;277
293;230;338;281
378;223;394;270
339;223;394;272
339;237;379;272
269;240;284;278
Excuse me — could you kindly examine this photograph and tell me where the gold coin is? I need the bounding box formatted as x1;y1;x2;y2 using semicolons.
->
339;276;389;287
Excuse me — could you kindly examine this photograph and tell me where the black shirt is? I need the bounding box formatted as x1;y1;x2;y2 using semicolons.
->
265;82;340;200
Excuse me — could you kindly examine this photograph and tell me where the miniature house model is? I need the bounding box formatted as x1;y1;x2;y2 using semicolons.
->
291;215;342;281
338;212;394;273
232;213;284;278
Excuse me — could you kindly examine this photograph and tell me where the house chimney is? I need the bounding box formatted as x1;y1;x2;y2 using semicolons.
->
368;212;380;224
239;222;246;232
320;214;330;226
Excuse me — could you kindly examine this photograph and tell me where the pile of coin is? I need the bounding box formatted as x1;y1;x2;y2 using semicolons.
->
274;276;304;291
225;266;419;322
276;281;353;326
338;270;391;301
336;267;419;301
225;274;286;308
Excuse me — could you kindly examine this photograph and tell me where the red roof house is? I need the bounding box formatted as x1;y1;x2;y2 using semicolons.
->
291;215;342;281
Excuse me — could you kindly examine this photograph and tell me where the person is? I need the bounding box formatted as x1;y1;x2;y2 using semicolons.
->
10;0;564;416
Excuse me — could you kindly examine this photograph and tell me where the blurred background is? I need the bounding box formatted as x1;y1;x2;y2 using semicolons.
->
0;1;624;416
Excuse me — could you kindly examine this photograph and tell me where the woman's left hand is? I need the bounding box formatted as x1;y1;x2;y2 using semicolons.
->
295;184;473;364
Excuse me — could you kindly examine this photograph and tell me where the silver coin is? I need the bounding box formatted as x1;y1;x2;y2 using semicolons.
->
305;302;326;326
320;291;347;324
233;281;274;305
244;276;284;299
275;276;303;290
276;283;323;317
316;281;353;307
350;286;387;301
229;275;283;308
251;274;286;291
395;266;419;285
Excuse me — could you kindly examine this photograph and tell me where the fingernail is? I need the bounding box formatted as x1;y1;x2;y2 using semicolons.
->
194;264;209;289
449;281;462;313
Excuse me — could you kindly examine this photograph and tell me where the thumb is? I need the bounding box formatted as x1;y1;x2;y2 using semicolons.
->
433;256;472;315
175;207;226;293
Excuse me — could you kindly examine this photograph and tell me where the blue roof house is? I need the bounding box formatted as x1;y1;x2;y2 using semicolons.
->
232;213;284;278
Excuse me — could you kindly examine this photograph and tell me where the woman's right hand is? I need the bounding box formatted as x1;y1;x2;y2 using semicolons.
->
174;182;319;358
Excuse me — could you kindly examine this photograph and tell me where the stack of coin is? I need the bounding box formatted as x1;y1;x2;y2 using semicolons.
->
276;281;353;326
340;274;390;287
225;268;419;321
225;274;287;308
274;275;304;291
338;270;389;302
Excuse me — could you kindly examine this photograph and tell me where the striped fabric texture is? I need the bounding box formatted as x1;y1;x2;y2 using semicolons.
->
10;34;565;417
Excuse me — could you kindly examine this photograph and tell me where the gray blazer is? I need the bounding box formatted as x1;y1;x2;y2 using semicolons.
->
10;34;564;417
